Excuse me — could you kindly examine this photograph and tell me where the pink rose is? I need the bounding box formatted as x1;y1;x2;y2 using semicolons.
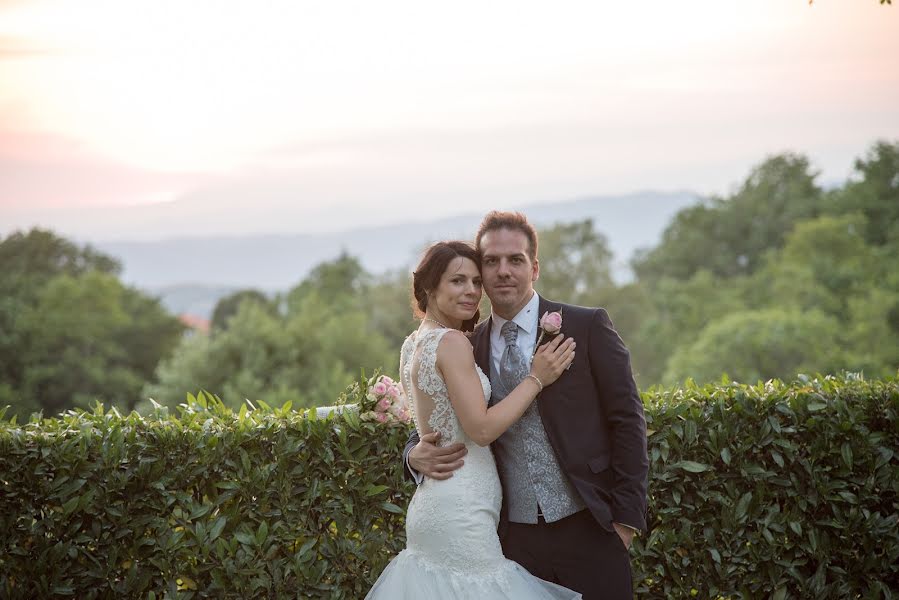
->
375;412;388;423
372;381;388;396
387;385;401;398
379;375;393;385
540;311;562;335
398;408;410;423
377;398;392;412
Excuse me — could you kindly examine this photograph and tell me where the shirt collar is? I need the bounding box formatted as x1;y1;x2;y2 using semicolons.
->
492;291;539;335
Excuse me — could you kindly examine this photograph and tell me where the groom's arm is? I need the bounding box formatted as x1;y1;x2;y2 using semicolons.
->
404;430;468;482
588;308;649;532
403;429;424;484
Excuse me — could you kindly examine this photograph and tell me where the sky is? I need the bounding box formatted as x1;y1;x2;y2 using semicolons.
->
1;0;897;241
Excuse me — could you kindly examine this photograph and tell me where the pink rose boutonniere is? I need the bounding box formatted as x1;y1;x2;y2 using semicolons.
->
533;310;563;355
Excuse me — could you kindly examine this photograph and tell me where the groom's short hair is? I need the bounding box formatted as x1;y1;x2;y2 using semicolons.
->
475;211;538;262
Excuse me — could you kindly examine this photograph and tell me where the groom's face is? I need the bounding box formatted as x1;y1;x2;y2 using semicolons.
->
479;227;539;319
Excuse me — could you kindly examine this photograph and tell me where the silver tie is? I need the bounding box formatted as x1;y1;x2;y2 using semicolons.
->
498;321;529;397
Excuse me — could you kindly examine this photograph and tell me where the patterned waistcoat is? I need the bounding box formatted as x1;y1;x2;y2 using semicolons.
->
489;357;585;524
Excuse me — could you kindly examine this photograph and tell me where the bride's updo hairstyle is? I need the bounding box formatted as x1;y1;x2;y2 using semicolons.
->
412;241;481;332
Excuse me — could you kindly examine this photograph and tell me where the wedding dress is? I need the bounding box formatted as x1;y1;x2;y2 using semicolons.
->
365;328;581;600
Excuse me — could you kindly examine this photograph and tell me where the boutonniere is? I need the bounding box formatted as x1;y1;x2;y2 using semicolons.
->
533;310;563;356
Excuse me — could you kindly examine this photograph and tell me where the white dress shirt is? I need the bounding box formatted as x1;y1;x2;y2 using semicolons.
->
489;291;540;374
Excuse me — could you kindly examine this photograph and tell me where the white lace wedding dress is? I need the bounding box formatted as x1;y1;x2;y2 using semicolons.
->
365;328;581;599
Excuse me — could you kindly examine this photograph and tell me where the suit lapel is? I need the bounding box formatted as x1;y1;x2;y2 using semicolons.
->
473;318;492;375
534;296;565;408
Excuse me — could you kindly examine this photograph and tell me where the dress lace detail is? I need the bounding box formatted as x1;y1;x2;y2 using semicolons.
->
399;333;417;427
411;328;491;447
367;328;580;600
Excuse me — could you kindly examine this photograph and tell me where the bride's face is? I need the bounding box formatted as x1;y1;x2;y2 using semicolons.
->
429;257;482;323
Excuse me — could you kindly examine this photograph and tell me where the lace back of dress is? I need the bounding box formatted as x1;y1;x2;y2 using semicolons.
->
405;328;459;446
399;334;415;418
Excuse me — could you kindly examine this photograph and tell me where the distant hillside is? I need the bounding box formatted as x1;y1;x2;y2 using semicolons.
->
148;284;240;321
100;191;698;317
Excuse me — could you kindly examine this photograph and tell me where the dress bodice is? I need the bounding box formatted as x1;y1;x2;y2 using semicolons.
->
401;328;492;447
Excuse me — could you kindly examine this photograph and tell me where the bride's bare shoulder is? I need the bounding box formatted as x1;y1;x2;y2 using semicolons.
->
435;330;475;365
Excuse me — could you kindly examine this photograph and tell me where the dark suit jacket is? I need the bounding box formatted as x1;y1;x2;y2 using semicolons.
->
403;296;649;532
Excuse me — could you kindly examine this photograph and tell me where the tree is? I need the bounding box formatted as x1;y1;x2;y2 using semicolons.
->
633;154;823;282
535;219;615;306
630;270;747;384
0;229;183;419
590;282;654;386
0;229;123;394
781;215;876;308
663;308;847;384
0;228;120;284
17;272;183;415
146;255;396;411
844;285;899;378
367;269;418;350
211;289;277;332
286;251;367;315
833;140;899;247
631;203;730;281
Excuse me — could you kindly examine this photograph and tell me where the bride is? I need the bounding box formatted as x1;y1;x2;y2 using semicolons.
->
366;241;580;600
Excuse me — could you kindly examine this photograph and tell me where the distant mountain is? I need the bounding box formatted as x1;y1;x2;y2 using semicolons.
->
99;191;698;317
148;283;240;321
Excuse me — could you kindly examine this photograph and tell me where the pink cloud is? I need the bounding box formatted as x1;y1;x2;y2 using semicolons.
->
0;129;207;210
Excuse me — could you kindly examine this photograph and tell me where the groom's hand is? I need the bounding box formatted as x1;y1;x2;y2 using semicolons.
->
612;522;635;550
408;431;467;480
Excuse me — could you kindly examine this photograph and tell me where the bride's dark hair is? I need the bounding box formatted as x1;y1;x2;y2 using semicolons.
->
412;241;481;332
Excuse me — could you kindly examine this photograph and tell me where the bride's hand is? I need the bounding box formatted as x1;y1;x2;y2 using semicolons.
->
529;335;575;388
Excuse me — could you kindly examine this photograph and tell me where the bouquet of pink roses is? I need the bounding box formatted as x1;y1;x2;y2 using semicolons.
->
360;374;411;425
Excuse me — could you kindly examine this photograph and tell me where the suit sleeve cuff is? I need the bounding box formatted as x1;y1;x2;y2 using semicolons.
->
406;455;424;485
613;521;640;535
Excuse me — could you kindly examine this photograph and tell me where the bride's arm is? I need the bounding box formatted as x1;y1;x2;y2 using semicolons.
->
437;331;574;447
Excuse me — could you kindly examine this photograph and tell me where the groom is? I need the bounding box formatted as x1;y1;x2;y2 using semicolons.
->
404;211;648;599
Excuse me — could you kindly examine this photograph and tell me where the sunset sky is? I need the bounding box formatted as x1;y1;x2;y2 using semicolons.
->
1;0;897;240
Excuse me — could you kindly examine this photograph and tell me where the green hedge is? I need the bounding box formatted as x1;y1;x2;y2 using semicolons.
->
1;375;897;599
637;375;897;599
0;390;412;600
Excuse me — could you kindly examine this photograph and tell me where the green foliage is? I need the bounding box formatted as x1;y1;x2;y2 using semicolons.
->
132;140;898;401
633;154;823;281
634;375;898;598
535;219;614;306
663;309;846;384
0;228;121;287
0;386;412;599
5;140;899;417
146;274;397;411
775;214;877;309
366;270;418;346
286;252;368;315
835;139;899;246
624;141;899;386
630;271;748;384
0;229;121;392
0;230;184;421
210;289;277;332
845;284;899;378
1;376;896;598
